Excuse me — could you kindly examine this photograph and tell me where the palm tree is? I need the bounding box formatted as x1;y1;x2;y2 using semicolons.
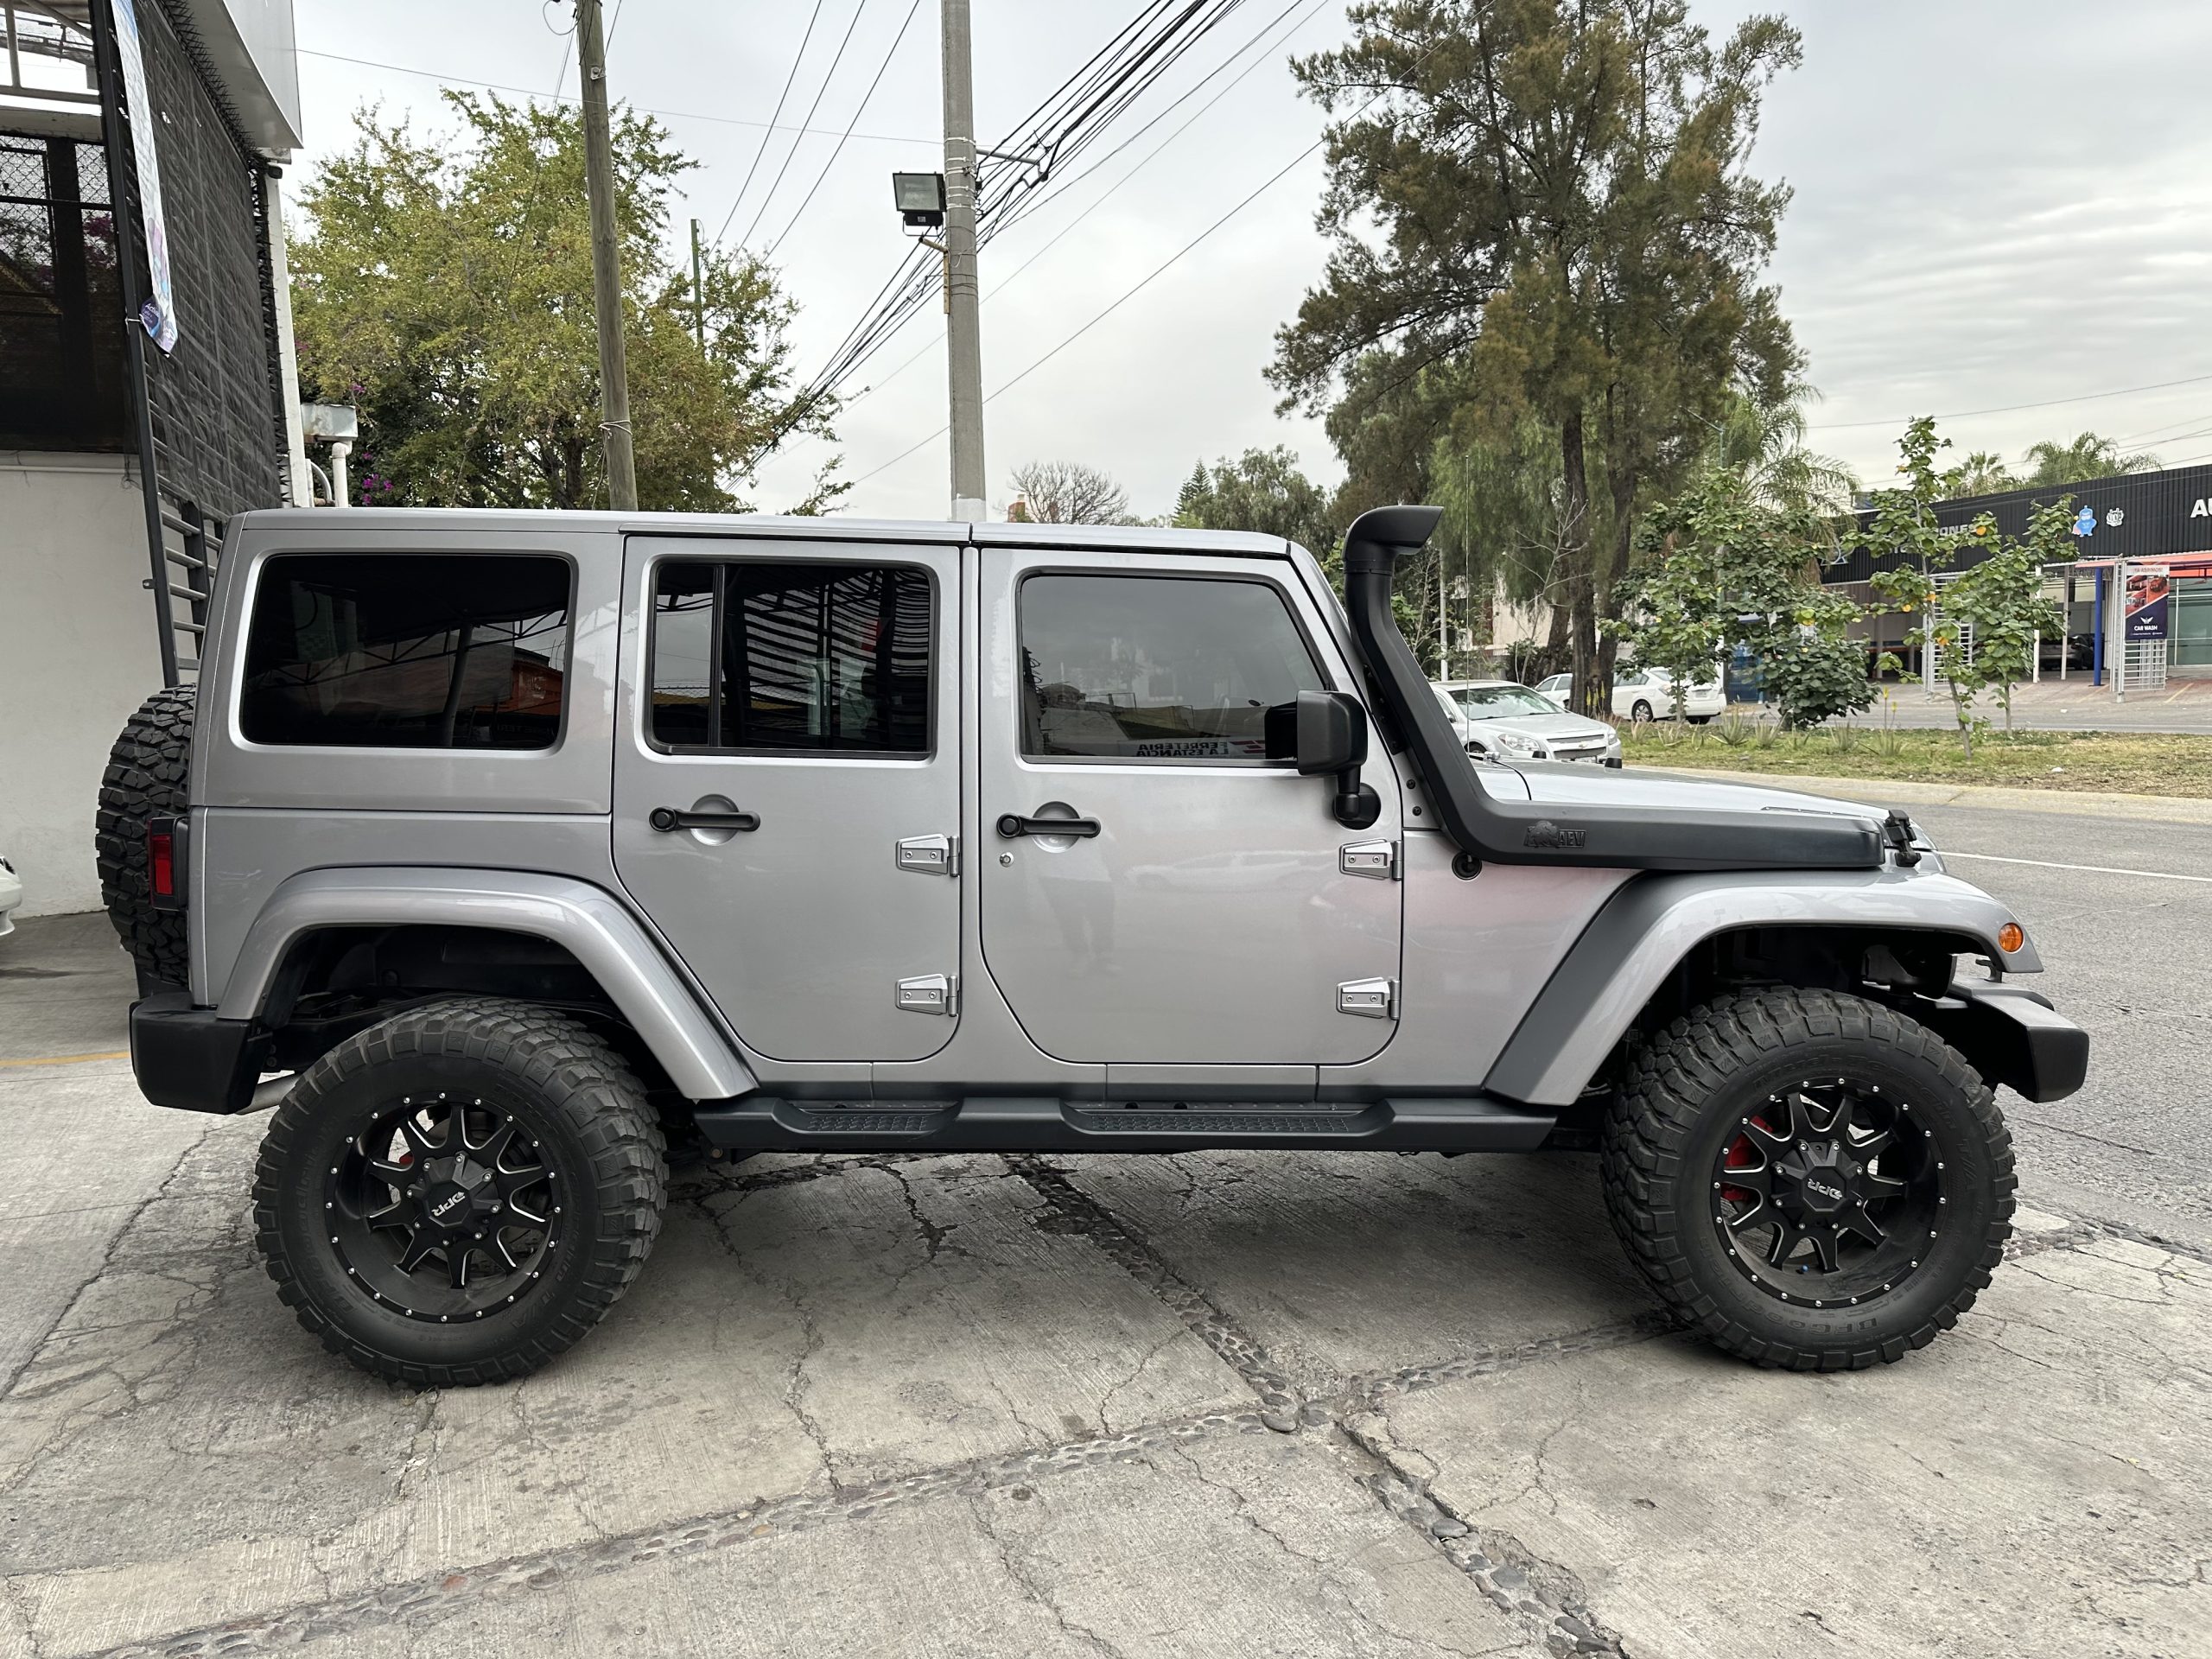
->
1942;451;2015;498
2016;431;2158;488
1709;385;1859;520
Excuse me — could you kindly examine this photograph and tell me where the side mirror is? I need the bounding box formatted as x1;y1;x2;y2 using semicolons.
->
1266;690;1381;829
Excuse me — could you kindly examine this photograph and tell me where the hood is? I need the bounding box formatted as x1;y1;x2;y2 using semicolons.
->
1465;712;1614;744
1503;760;1885;825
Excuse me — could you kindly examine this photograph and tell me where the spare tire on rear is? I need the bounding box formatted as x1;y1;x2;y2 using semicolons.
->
96;685;194;985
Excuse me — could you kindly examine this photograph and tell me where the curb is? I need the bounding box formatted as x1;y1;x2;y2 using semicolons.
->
1637;766;2212;825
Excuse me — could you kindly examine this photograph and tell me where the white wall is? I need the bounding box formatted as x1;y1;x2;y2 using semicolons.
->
0;454;168;917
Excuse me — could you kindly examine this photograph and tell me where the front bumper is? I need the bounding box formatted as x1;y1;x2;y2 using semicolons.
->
1918;979;2089;1103
130;993;269;1114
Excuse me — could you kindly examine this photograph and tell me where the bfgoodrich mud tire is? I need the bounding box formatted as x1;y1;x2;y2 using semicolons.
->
1601;987;2015;1370
95;685;195;983
254;999;667;1387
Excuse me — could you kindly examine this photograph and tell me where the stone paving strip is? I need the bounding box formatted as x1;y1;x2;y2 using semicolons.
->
1;1100;2206;1658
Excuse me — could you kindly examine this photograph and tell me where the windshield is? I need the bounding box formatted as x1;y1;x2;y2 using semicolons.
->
1447;683;1560;720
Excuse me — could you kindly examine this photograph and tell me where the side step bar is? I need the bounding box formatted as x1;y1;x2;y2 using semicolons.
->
690;1096;1556;1154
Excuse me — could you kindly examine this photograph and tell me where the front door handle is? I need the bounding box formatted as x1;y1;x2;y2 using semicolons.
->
995;812;1102;840
651;806;760;833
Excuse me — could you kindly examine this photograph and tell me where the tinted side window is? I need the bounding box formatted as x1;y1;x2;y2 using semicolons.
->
649;561;931;753
1020;575;1326;760
240;555;570;749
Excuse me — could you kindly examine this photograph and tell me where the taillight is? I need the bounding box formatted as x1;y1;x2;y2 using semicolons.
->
147;821;175;900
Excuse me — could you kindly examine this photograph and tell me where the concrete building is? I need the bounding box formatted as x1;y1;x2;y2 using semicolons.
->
0;1;303;918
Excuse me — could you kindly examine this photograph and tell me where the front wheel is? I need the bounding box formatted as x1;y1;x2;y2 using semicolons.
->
253;999;667;1386
1601;988;2014;1370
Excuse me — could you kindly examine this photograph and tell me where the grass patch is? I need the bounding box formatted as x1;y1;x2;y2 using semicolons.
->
1618;720;2212;797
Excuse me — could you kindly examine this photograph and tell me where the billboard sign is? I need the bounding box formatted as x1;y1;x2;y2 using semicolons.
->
2126;570;2171;641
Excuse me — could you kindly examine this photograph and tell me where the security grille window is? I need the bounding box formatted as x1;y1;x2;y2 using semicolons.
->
240;556;571;749
0;134;128;449
1019;575;1326;760
649;561;932;754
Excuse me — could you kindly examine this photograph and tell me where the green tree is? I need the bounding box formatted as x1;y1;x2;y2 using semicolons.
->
2016;430;2158;489
1270;1;1803;716
290;94;836;512
1863;419;1990;754
1173;447;1336;550
1618;461;1874;728
1945;496;2068;734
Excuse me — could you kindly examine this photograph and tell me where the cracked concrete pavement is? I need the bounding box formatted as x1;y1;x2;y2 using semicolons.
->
3;840;2211;1657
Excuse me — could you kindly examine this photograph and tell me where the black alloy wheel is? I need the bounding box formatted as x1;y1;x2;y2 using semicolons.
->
1709;1078;1942;1309
327;1093;562;1323
1602;987;2013;1370
256;998;666;1386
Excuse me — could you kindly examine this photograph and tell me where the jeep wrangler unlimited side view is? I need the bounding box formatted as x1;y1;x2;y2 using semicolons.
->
101;505;2088;1387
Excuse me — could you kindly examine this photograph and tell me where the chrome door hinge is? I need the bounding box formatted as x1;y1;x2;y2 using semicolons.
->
1339;840;1398;880
1338;977;1397;1020
896;834;958;876
896;973;957;1016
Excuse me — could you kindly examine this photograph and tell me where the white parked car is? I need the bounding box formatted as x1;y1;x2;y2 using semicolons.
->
1433;681;1622;767
0;854;20;938
1534;668;1725;723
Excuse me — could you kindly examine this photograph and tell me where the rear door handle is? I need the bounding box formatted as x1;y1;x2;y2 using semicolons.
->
995;812;1102;839
651;806;760;833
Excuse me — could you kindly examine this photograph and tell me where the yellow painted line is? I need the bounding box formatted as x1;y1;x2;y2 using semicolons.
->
0;1050;129;1069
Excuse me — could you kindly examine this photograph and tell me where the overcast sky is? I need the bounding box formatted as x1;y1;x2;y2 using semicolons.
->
289;1;2212;520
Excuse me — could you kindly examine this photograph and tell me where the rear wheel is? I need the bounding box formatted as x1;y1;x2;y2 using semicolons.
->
1630;698;1655;722
1601;987;2013;1370
253;999;666;1386
95;686;195;983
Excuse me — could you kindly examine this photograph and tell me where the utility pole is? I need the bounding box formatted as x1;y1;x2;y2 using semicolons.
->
690;217;706;347
940;0;986;520
575;0;638;511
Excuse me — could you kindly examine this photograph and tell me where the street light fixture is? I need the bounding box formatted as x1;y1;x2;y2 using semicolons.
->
892;171;947;231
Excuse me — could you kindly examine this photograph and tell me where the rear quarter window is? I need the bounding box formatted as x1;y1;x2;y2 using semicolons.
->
239;554;571;749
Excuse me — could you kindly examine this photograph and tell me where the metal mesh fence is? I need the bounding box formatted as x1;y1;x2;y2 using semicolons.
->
0;131;129;448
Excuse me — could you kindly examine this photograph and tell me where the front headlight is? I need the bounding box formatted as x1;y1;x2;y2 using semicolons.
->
1491;729;1547;759
1604;729;1623;755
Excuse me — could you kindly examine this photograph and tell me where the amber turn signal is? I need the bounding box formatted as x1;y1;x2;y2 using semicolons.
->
1998;923;2025;954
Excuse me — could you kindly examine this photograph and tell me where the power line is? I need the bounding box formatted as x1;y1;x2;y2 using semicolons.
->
296;46;932;146
848;0;1331;409
779;0;1256;431
765;0;926;260
736;0;876;251
714;0;830;245
1808;372;2212;432
849;117;1331;488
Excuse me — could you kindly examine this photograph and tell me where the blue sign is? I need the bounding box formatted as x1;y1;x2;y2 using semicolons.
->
2072;504;2097;537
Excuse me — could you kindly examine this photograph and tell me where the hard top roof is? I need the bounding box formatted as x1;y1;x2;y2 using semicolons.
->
232;506;1294;559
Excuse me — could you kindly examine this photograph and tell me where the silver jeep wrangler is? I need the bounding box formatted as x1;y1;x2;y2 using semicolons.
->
99;505;2087;1387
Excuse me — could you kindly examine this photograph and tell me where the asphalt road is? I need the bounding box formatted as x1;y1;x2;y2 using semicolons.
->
1910;801;2212;1253
1831;675;2212;734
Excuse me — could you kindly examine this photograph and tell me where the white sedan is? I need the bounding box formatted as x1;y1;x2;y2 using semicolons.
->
0;854;19;938
1535;669;1726;722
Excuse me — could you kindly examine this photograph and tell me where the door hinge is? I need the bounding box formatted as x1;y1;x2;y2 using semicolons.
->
896;834;958;876
1338;977;1397;1020
896;973;957;1016
1339;839;1398;880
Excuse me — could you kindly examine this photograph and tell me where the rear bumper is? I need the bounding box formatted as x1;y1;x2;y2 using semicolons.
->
130;993;269;1114
1919;979;2089;1103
